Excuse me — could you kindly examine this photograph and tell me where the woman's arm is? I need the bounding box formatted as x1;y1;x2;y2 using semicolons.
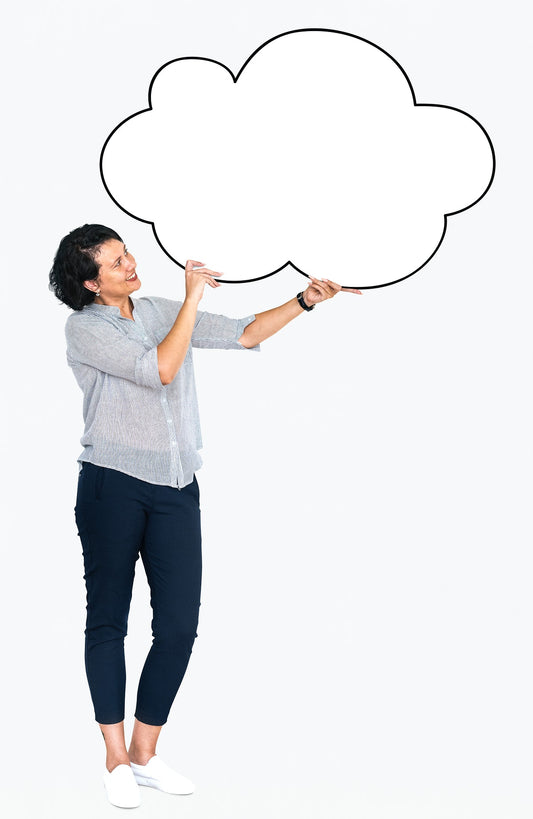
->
238;277;362;348
157;259;221;384
237;296;306;348
157;297;199;385
158;268;361;383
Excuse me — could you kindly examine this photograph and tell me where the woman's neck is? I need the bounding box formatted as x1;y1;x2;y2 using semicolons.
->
94;295;134;320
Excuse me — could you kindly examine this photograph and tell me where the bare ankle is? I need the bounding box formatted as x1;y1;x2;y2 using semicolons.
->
106;754;131;773
128;719;162;765
128;746;156;766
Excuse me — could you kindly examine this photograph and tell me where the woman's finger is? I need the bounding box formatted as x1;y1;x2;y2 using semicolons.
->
201;270;222;281
309;275;335;290
199;272;223;281
202;272;222;285
187;269;223;280
308;278;335;298
321;278;342;292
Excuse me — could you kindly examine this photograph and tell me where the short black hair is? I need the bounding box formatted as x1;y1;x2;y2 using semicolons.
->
48;224;123;310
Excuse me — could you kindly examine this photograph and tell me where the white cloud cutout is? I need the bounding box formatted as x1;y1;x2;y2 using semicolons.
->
100;29;495;288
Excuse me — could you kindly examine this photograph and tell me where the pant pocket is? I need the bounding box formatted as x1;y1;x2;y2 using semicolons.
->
78;462;107;502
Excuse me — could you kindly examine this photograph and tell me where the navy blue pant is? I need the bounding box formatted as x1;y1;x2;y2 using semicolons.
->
74;463;202;726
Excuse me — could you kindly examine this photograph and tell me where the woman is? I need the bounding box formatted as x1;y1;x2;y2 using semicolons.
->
49;224;360;808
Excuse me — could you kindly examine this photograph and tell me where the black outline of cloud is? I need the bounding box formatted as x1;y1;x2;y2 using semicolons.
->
100;28;496;290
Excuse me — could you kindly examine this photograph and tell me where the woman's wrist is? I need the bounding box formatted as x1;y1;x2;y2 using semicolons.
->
297;290;315;311
183;293;201;310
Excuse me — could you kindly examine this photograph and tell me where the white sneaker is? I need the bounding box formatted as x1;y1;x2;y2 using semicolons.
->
130;755;195;795
103;763;141;808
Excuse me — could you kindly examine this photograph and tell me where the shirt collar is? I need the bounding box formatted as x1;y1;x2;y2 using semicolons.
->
84;298;136;317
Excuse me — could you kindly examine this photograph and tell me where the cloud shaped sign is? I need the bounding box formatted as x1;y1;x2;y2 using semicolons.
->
100;29;495;289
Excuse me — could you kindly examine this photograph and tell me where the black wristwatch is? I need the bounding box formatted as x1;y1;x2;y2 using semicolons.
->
296;291;315;311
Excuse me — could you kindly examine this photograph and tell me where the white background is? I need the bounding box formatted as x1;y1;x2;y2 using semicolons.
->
1;2;531;817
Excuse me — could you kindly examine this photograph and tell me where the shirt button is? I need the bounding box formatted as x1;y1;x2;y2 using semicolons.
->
167;419;172;424
171;441;177;447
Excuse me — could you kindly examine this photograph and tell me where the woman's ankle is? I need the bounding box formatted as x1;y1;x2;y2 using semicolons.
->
106;753;131;773
128;745;156;766
128;718;162;764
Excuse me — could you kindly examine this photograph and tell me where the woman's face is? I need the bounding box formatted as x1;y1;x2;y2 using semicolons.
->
84;239;141;302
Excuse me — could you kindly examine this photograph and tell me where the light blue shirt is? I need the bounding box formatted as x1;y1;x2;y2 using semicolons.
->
65;296;259;488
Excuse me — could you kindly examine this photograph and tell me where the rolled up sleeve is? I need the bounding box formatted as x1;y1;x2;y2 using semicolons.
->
65;317;163;388
191;311;260;351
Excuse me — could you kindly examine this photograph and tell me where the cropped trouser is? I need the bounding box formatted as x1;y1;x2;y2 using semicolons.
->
74;462;202;726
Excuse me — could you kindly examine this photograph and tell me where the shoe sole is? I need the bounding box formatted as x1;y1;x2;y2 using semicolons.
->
133;775;194;795
103;784;141;808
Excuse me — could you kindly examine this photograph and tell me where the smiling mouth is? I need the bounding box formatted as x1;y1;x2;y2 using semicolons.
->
126;271;137;281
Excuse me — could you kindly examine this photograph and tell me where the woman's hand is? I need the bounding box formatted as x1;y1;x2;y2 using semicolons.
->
302;276;362;306
184;259;222;305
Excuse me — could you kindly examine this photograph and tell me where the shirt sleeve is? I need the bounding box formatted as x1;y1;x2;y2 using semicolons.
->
191;310;261;351
65;316;163;389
